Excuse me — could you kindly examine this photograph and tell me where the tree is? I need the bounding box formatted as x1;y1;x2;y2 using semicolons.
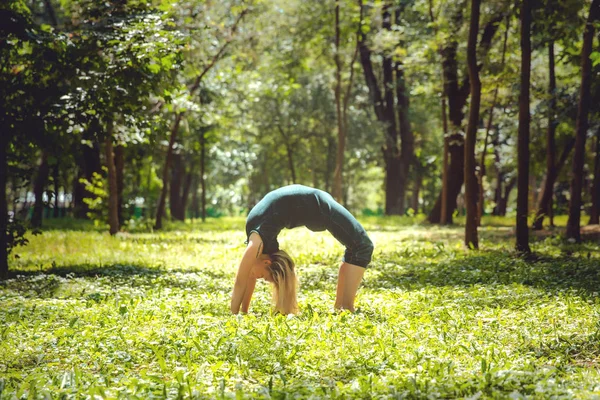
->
428;5;505;224
0;2;69;276
516;0;532;253
566;0;600;241
357;0;415;215
477;18;509;224
465;0;482;249
532;41;558;230
60;0;183;234
333;0;361;202
154;6;249;229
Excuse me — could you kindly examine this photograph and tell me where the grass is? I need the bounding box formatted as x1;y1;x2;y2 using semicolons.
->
1;216;599;399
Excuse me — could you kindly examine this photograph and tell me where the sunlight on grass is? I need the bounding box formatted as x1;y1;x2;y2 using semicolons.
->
1;217;599;398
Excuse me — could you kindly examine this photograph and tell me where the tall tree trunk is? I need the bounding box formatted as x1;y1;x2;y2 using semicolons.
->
155;115;182;229
200;131;207;222
358;0;403;215
169;152;185;221
114;144;124;227
567;0;600;241
464;0;481;249
333;0;344;201
154;9;247;229
181;161;195;219
478;19;509;224
105;118;119;236
31;150;49;228
516;0;532;253
533;41;557;230
428;12;504;224
53;161;60;218
429;26;464;224
191;175;199;220
0;133;8;279
382;2;402;215
334;1;361;202
440;93;450;224
428;0;450;224
396;7;414;213
589;127;600;224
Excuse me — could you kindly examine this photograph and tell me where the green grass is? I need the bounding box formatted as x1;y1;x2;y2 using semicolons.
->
1;217;600;399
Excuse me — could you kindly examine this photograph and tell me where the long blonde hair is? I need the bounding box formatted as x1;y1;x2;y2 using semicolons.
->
268;250;298;315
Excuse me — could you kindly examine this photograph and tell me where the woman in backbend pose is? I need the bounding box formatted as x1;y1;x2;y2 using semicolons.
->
230;184;374;315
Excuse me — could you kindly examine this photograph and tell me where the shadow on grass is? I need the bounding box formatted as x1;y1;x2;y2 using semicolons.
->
7;263;168;279
531;329;600;368
360;249;600;295
4;246;599;300
2;262;237;298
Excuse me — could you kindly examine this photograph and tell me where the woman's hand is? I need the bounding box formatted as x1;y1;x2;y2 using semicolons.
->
230;232;263;314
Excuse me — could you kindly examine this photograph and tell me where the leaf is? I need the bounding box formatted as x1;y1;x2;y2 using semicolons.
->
591;51;600;67
148;64;161;74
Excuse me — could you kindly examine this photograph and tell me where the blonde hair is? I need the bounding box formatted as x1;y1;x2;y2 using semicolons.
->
268;250;298;315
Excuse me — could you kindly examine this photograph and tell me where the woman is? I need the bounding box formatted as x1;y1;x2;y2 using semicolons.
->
230;184;374;315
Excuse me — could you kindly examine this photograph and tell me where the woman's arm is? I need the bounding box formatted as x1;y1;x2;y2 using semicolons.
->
230;232;263;314
240;277;256;313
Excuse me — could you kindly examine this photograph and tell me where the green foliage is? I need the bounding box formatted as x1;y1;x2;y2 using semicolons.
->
80;170;109;225
2;217;600;397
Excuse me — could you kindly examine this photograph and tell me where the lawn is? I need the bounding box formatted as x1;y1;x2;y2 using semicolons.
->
1;217;599;399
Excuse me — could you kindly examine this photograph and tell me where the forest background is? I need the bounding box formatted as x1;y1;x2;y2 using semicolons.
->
2;0;600;272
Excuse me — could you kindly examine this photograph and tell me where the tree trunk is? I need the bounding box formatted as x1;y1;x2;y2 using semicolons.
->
533;41;557;230
31;150;49;228
325;136;334;193
53;161;60;218
589;127;600;224
396;7;414;214
74;129;102;219
200;131;207;222
285;143;297;184
428;13;504;224
382;3;402;215
464;0;481;249
412;173;421;214
191;175;199;220
429;29;464;224
169;153;185;221
358;0;404;215
478;19;509;224
181;161;195;219
155;113;182;229
428;0;450;224
498;177;516;216
333;0;344;201
493;173;504;215
114;144;125;227
0;133;8;279
105;119;119;236
567;0;600;241
516;0;532;253
440;95;450;224
384;156;404;215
